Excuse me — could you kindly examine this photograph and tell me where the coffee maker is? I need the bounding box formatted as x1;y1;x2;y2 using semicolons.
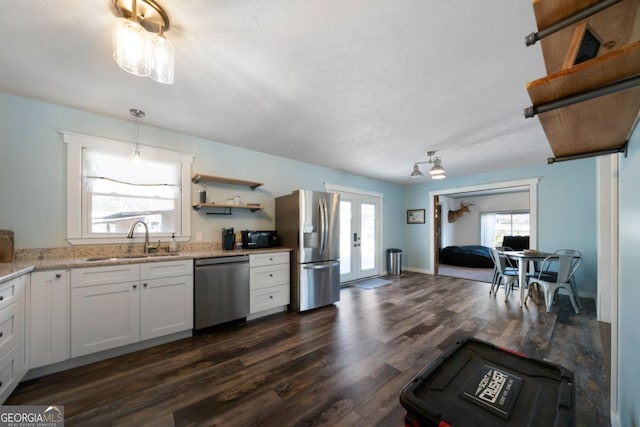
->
222;227;235;250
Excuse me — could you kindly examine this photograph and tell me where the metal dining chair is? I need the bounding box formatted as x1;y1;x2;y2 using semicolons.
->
527;254;582;314
491;246;515;289
554;249;582;309
490;248;519;301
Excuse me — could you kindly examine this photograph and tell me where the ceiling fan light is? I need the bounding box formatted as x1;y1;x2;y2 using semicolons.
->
113;17;151;76
149;33;175;84
410;163;424;178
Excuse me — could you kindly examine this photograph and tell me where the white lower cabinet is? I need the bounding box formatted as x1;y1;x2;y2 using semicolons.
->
30;270;69;369
0;274;28;403
71;260;193;358
249;252;290;318
140;275;193;340
71;280;140;358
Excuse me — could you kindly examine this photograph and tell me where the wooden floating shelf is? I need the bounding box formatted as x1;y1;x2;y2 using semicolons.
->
191;174;263;190
526;0;640;160
192;203;263;212
527;40;640;158
533;0;639;75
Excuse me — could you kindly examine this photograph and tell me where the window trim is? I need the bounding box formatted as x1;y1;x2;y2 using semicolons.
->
63;131;193;245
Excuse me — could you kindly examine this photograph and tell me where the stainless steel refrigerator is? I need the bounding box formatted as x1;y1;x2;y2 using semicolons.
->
275;190;340;312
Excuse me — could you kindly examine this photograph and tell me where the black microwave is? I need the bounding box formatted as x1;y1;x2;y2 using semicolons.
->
241;230;279;249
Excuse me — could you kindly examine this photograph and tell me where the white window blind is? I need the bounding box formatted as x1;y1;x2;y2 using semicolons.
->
64;132;193;244
82;148;181;235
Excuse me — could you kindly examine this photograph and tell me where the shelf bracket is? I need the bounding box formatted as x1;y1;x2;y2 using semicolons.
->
524;75;640;118
206;208;233;215
525;0;623;46
547;142;628;164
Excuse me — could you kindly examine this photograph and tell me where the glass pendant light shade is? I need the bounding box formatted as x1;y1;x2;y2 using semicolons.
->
149;33;175;84
113;17;151;76
432;172;446;179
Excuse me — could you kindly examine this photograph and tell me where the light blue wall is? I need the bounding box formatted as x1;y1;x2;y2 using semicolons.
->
0;93;404;253
403;159;598;297
617;124;640;426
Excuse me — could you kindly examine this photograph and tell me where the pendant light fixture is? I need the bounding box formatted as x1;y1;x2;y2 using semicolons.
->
113;0;174;84
410;151;447;179
130;108;145;164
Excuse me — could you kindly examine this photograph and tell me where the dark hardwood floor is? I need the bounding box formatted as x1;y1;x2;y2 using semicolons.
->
7;272;609;426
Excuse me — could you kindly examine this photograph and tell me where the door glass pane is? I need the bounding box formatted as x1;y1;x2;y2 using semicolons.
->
360;203;376;270
339;201;352;275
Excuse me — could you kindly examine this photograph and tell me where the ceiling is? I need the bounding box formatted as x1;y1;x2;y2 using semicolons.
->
0;0;554;184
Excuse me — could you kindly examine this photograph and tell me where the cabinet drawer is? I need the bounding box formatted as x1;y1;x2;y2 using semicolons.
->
141;260;193;280
0;278;18;312
0;303;18;358
71;264;140;288
250;265;289;290
0;346;18;403
250;284;290;313
249;252;290;268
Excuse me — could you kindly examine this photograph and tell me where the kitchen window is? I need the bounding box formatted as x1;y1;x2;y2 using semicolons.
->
64;132;193;244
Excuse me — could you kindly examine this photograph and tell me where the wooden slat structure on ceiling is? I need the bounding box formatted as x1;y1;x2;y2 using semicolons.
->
526;0;640;161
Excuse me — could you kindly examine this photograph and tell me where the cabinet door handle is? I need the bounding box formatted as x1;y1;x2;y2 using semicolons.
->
269;257;273;261
0;296;3;301
55;273;62;279
133;284;137;289
269;274;273;277
143;283;148;288
0;332;3;338
269;295;273;299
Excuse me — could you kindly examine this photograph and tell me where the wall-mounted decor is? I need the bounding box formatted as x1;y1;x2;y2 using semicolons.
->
407;209;425;224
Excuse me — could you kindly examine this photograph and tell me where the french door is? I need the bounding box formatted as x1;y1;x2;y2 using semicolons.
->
338;192;381;283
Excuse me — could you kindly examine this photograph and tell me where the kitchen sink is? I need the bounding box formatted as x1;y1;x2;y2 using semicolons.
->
86;253;183;262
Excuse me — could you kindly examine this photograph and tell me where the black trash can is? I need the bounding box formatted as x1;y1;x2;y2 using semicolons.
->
387;248;402;276
399;337;575;427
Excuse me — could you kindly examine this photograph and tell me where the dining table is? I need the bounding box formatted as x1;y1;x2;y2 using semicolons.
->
501;250;555;307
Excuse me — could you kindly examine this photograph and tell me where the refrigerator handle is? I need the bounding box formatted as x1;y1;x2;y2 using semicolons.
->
303;260;340;270
319;197;327;255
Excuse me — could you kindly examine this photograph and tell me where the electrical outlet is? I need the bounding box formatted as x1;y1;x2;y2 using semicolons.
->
196;232;203;241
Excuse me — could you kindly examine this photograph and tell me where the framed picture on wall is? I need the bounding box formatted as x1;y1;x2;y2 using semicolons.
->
407;209;425;224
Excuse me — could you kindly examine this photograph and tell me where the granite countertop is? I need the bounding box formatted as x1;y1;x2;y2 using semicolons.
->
0;247;292;284
0;263;35;285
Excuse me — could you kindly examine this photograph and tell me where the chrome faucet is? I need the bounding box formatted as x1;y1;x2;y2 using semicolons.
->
126;221;160;254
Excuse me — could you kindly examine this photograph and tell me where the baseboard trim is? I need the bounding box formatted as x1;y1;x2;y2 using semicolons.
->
403;267;432;275
610;412;620;427
23;330;192;381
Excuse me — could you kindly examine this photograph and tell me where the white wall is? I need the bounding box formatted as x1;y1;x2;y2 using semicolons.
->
0;93;405;253
617;123;640;425
447;191;529;246
439;196;455;247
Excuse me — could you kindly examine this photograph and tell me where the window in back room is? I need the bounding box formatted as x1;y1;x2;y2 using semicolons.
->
480;211;530;248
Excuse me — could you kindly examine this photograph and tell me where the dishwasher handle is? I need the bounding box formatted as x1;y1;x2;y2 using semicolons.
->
195;255;249;266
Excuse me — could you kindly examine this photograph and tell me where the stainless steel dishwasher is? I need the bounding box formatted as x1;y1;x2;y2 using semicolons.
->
194;255;249;330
